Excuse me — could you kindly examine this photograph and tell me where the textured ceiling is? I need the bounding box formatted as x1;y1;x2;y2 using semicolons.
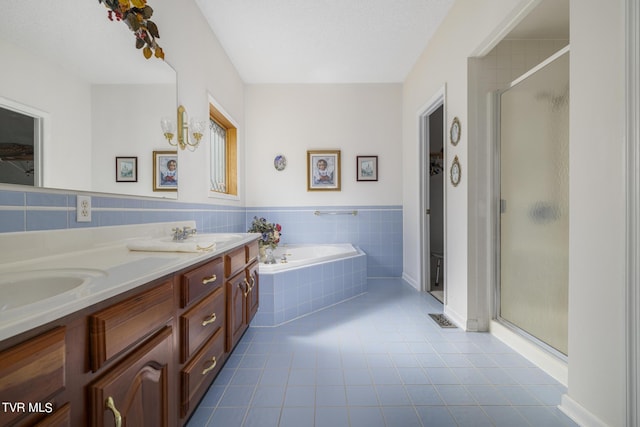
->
195;0;455;84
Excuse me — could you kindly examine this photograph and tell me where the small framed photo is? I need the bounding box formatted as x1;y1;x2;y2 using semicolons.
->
307;150;341;191
153;151;178;191
357;156;378;181
115;157;138;182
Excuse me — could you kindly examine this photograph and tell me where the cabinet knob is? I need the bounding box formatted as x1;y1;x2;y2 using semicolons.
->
105;396;122;427
202;357;217;375
202;313;217;327
202;275;217;285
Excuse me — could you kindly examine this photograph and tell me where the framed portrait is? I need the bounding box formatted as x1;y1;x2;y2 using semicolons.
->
356;156;378;181
115;157;138;182
307;150;341;191
153;151;178;191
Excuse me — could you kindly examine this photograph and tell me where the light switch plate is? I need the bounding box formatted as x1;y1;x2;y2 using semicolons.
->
76;195;91;222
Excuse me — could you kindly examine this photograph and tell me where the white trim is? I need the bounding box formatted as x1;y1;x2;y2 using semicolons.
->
417;85;446;296
402;272;419;291
469;0;542;57
559;394;609;427
626;0;640;425
490;320;567;385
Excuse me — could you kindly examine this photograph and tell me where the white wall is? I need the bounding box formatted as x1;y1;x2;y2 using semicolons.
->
402;0;530;326
562;0;627;425
244;84;402;207
153;1;246;206
0;39;92;191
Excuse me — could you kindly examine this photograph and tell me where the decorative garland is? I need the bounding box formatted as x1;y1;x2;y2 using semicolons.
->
99;0;164;60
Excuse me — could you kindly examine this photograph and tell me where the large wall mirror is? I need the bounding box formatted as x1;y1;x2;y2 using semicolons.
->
0;0;177;198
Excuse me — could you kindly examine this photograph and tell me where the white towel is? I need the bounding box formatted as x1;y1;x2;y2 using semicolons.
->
126;240;216;253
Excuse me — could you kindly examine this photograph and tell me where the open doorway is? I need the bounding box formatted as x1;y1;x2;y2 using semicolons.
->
420;92;445;303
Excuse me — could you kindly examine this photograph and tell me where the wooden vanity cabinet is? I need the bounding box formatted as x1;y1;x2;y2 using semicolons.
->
0;238;259;427
0;327;67;427
87;279;176;427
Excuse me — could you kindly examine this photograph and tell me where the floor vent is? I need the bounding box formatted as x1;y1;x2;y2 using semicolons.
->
429;313;457;328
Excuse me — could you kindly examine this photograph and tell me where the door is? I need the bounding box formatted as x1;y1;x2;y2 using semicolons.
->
89;326;173;427
498;48;569;355
428;105;445;300
421;96;445;300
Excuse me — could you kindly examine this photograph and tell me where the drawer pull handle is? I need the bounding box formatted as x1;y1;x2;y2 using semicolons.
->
248;275;256;292
241;279;249;297
106;396;122;427
202;357;217;375
202;274;217;285
202;313;217;326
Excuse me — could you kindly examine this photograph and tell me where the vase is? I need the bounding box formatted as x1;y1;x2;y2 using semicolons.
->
259;246;277;264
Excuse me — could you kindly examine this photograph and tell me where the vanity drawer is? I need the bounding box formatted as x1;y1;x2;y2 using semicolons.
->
180;327;225;417
0;327;66;427
179;287;225;363
225;246;246;278
89;280;174;371
246;241;259;264
181;257;223;308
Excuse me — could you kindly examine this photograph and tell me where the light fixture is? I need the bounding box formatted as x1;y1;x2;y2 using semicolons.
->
161;105;205;151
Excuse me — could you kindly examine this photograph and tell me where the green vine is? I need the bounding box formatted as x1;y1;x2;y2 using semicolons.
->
99;0;164;60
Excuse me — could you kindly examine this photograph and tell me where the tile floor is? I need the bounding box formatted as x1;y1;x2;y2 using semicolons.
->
186;278;578;427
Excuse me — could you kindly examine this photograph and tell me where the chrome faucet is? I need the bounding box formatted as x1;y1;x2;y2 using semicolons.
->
172;226;197;241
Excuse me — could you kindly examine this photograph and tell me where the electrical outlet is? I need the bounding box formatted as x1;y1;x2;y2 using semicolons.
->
76;195;91;222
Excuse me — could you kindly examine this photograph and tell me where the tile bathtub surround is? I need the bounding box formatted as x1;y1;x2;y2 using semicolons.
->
246;206;402;278
0;189;245;234
187;278;577;427
253;250;367;326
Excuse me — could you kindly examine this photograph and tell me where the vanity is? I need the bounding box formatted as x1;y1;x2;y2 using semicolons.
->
0;222;259;426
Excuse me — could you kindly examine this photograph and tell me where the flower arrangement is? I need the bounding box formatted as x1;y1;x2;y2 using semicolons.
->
248;216;282;249
99;0;164;60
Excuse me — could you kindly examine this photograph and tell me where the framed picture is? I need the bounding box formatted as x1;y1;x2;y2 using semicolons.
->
115;157;138;182
153;151;178;191
307;150;341;191
356;156;378;181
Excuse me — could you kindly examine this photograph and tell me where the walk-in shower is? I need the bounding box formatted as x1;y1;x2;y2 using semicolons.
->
496;46;570;356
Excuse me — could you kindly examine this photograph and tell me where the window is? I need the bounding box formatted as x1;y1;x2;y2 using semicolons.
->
209;101;237;197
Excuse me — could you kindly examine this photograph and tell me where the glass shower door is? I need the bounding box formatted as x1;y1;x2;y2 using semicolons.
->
498;49;569;355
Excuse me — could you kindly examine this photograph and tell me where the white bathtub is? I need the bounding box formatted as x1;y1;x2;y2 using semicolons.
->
253;243;367;326
259;244;360;273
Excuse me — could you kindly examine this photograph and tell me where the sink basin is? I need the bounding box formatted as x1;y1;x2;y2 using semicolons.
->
0;269;106;311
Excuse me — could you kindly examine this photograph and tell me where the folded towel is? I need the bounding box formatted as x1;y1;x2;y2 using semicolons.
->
126;240;216;253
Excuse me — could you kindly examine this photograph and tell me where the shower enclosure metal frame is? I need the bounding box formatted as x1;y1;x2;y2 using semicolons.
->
492;45;570;361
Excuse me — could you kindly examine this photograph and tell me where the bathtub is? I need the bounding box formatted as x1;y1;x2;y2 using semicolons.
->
252;244;367;326
259;243;360;272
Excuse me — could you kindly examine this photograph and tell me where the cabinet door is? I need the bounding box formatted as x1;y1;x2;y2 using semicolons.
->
0;327;65;426
246;262;259;323
89;326;173;427
226;272;248;352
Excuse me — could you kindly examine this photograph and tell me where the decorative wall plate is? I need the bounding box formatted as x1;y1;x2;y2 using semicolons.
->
450;155;461;187
274;154;287;171
450;117;461;146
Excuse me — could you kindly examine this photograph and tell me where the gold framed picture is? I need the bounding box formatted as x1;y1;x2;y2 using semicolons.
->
307;150;341;191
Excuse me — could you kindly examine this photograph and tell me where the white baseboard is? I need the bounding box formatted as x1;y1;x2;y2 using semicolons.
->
489;320;568;386
559;394;609;427
402;272;419;290
444;305;467;330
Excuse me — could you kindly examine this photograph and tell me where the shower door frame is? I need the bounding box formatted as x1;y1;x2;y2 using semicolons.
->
492;46;570;361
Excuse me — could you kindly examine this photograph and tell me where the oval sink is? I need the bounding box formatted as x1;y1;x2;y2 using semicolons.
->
0;269;106;311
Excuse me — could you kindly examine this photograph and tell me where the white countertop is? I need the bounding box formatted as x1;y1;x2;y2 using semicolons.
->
0;222;259;342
